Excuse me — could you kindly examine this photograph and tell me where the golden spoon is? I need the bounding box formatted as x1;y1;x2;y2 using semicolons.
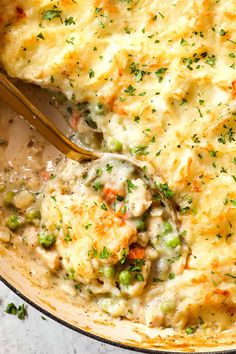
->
0;72;100;162
0;72;178;222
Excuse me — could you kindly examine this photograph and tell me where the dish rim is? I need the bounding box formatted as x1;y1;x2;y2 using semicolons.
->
1;274;235;354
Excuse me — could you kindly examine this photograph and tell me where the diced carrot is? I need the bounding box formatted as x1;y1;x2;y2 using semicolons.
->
128;247;145;260
232;81;236;97
41;169;50;181
103;187;124;204
103;187;117;203
116;207;129;220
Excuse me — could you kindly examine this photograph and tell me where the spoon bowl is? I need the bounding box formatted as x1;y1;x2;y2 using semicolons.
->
0;72;178;224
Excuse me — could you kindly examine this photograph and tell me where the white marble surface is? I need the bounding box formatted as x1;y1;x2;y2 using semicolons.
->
0;282;136;354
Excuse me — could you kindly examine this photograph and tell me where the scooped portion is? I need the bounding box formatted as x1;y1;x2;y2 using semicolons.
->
38;156;187;300
0;113;188;326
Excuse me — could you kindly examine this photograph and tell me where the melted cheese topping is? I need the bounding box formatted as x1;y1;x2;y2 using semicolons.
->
1;0;236;333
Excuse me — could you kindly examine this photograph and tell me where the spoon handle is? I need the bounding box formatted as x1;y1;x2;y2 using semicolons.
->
0;73;99;161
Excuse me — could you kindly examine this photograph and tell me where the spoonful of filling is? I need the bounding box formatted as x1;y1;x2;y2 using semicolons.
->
0;72;179;233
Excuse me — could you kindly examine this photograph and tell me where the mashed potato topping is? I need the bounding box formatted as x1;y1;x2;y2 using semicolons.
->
0;0;236;334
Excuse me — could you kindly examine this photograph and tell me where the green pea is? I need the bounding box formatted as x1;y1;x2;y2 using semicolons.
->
38;231;55;248
107;138;123;152
135;218;146;232
25;209;41;223
102;265;116;279
161;221;173;235
186;326;196;335
165;235;181;248
6;215;22;230
160;300;176;314
94;103;105;115
119;269;132;285
4;191;15;207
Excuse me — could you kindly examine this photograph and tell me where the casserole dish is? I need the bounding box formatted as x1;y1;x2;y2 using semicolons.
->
1;0;236;351
0;83;236;354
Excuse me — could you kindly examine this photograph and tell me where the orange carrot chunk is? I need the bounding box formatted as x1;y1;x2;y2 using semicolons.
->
128;247;145;260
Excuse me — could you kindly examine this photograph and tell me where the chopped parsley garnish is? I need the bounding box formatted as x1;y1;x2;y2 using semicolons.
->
65;17;75;26
231;199;236;207
135;273;144;281
127;179;137;193
75;283;82;290
95;7;102;13
17;304;27;320
93;181;103;191
130;145;149;156
129;259;145;272
120;248;128;264
5;303;27;320
64;233;72;242
192;134;200;143
179;206;190;214
180;38;188;46
66;37;75;45
86;246;111;262
96;168;103;177
129;62;146;82
106;163;113;173
5;303;17;315
157;183;175;199
209;150;218;157
88;68;95;78
42;9;62;21
120;205;127;215
218;134;226;144
85;223;92;230
219;29;227;36
88;247;98;258
124;85;136;96
205;55;216;67
224;198;236;207
99;246;111;259
66;268;75;280
155;67;167;82
36;33;45;40
101;202;108;210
